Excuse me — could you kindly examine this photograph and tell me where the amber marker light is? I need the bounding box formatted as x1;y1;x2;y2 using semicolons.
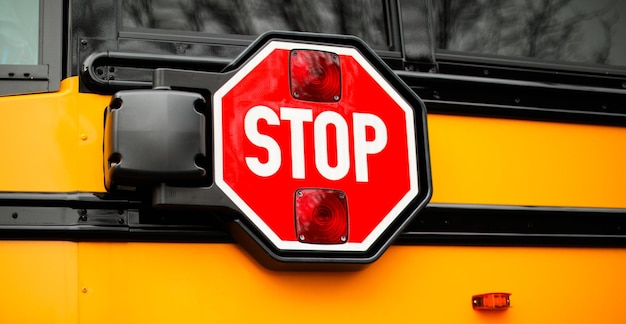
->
472;293;511;310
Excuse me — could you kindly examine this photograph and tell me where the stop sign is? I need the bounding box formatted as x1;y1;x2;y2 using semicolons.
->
213;32;430;264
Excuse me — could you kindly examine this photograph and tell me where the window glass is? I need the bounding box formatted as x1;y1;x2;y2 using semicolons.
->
433;0;626;67
0;0;39;64
121;0;389;49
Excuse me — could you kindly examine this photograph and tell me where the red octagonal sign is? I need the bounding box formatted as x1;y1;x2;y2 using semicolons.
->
214;32;430;264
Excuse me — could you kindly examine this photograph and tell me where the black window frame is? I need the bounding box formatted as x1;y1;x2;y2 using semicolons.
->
0;0;64;96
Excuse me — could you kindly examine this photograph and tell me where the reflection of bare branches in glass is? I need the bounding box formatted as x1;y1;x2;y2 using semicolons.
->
434;0;620;65
73;1;116;38
274;0;320;32
522;0;578;58
179;0;207;32
124;0;158;28
180;0;254;34
591;14;618;64
435;0;488;49
121;0;386;49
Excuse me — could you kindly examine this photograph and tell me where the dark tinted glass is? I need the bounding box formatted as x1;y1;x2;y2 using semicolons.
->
122;0;389;49
433;0;626;67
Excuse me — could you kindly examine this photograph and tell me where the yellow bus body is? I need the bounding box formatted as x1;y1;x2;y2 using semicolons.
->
2;77;626;323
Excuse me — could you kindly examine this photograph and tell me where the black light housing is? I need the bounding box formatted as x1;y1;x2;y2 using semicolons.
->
103;90;207;191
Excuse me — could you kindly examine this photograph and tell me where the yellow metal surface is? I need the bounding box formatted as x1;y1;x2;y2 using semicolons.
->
78;243;626;323
1;77;626;207
0;77;107;192
428;114;626;207
2;78;626;323
0;242;77;324
2;241;626;323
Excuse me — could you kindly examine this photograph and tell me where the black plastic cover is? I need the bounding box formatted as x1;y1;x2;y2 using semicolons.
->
104;89;207;190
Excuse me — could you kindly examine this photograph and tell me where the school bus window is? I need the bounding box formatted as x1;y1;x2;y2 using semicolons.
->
432;0;626;67
0;0;61;96
121;0;389;50
0;0;39;65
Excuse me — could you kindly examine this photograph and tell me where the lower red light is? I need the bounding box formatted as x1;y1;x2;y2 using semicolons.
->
290;50;341;102
295;188;348;244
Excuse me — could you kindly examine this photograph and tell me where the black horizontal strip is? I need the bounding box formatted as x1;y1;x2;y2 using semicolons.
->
398;203;626;246
1;193;625;246
0;192;141;208
398;71;626;125
435;52;626;90
0;205;232;243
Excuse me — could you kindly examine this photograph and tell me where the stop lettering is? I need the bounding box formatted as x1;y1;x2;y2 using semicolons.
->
244;105;387;182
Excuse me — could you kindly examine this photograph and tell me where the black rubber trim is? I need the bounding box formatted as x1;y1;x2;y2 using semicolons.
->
398;71;626;125
436;51;626;88
398;203;626;246
1;193;626;246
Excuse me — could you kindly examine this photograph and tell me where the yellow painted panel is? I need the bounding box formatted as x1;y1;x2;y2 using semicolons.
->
0;77;108;192
0;241;77;324
428;114;626;207
77;87;110;192
75;242;626;323
0;79;79;191
1;241;625;323
1;77;626;208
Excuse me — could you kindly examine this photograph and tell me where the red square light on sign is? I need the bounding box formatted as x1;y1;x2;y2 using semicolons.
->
295;188;348;244
290;50;341;102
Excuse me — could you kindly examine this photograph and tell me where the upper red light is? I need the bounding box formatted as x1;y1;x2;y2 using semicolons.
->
290;50;341;102
295;188;348;244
